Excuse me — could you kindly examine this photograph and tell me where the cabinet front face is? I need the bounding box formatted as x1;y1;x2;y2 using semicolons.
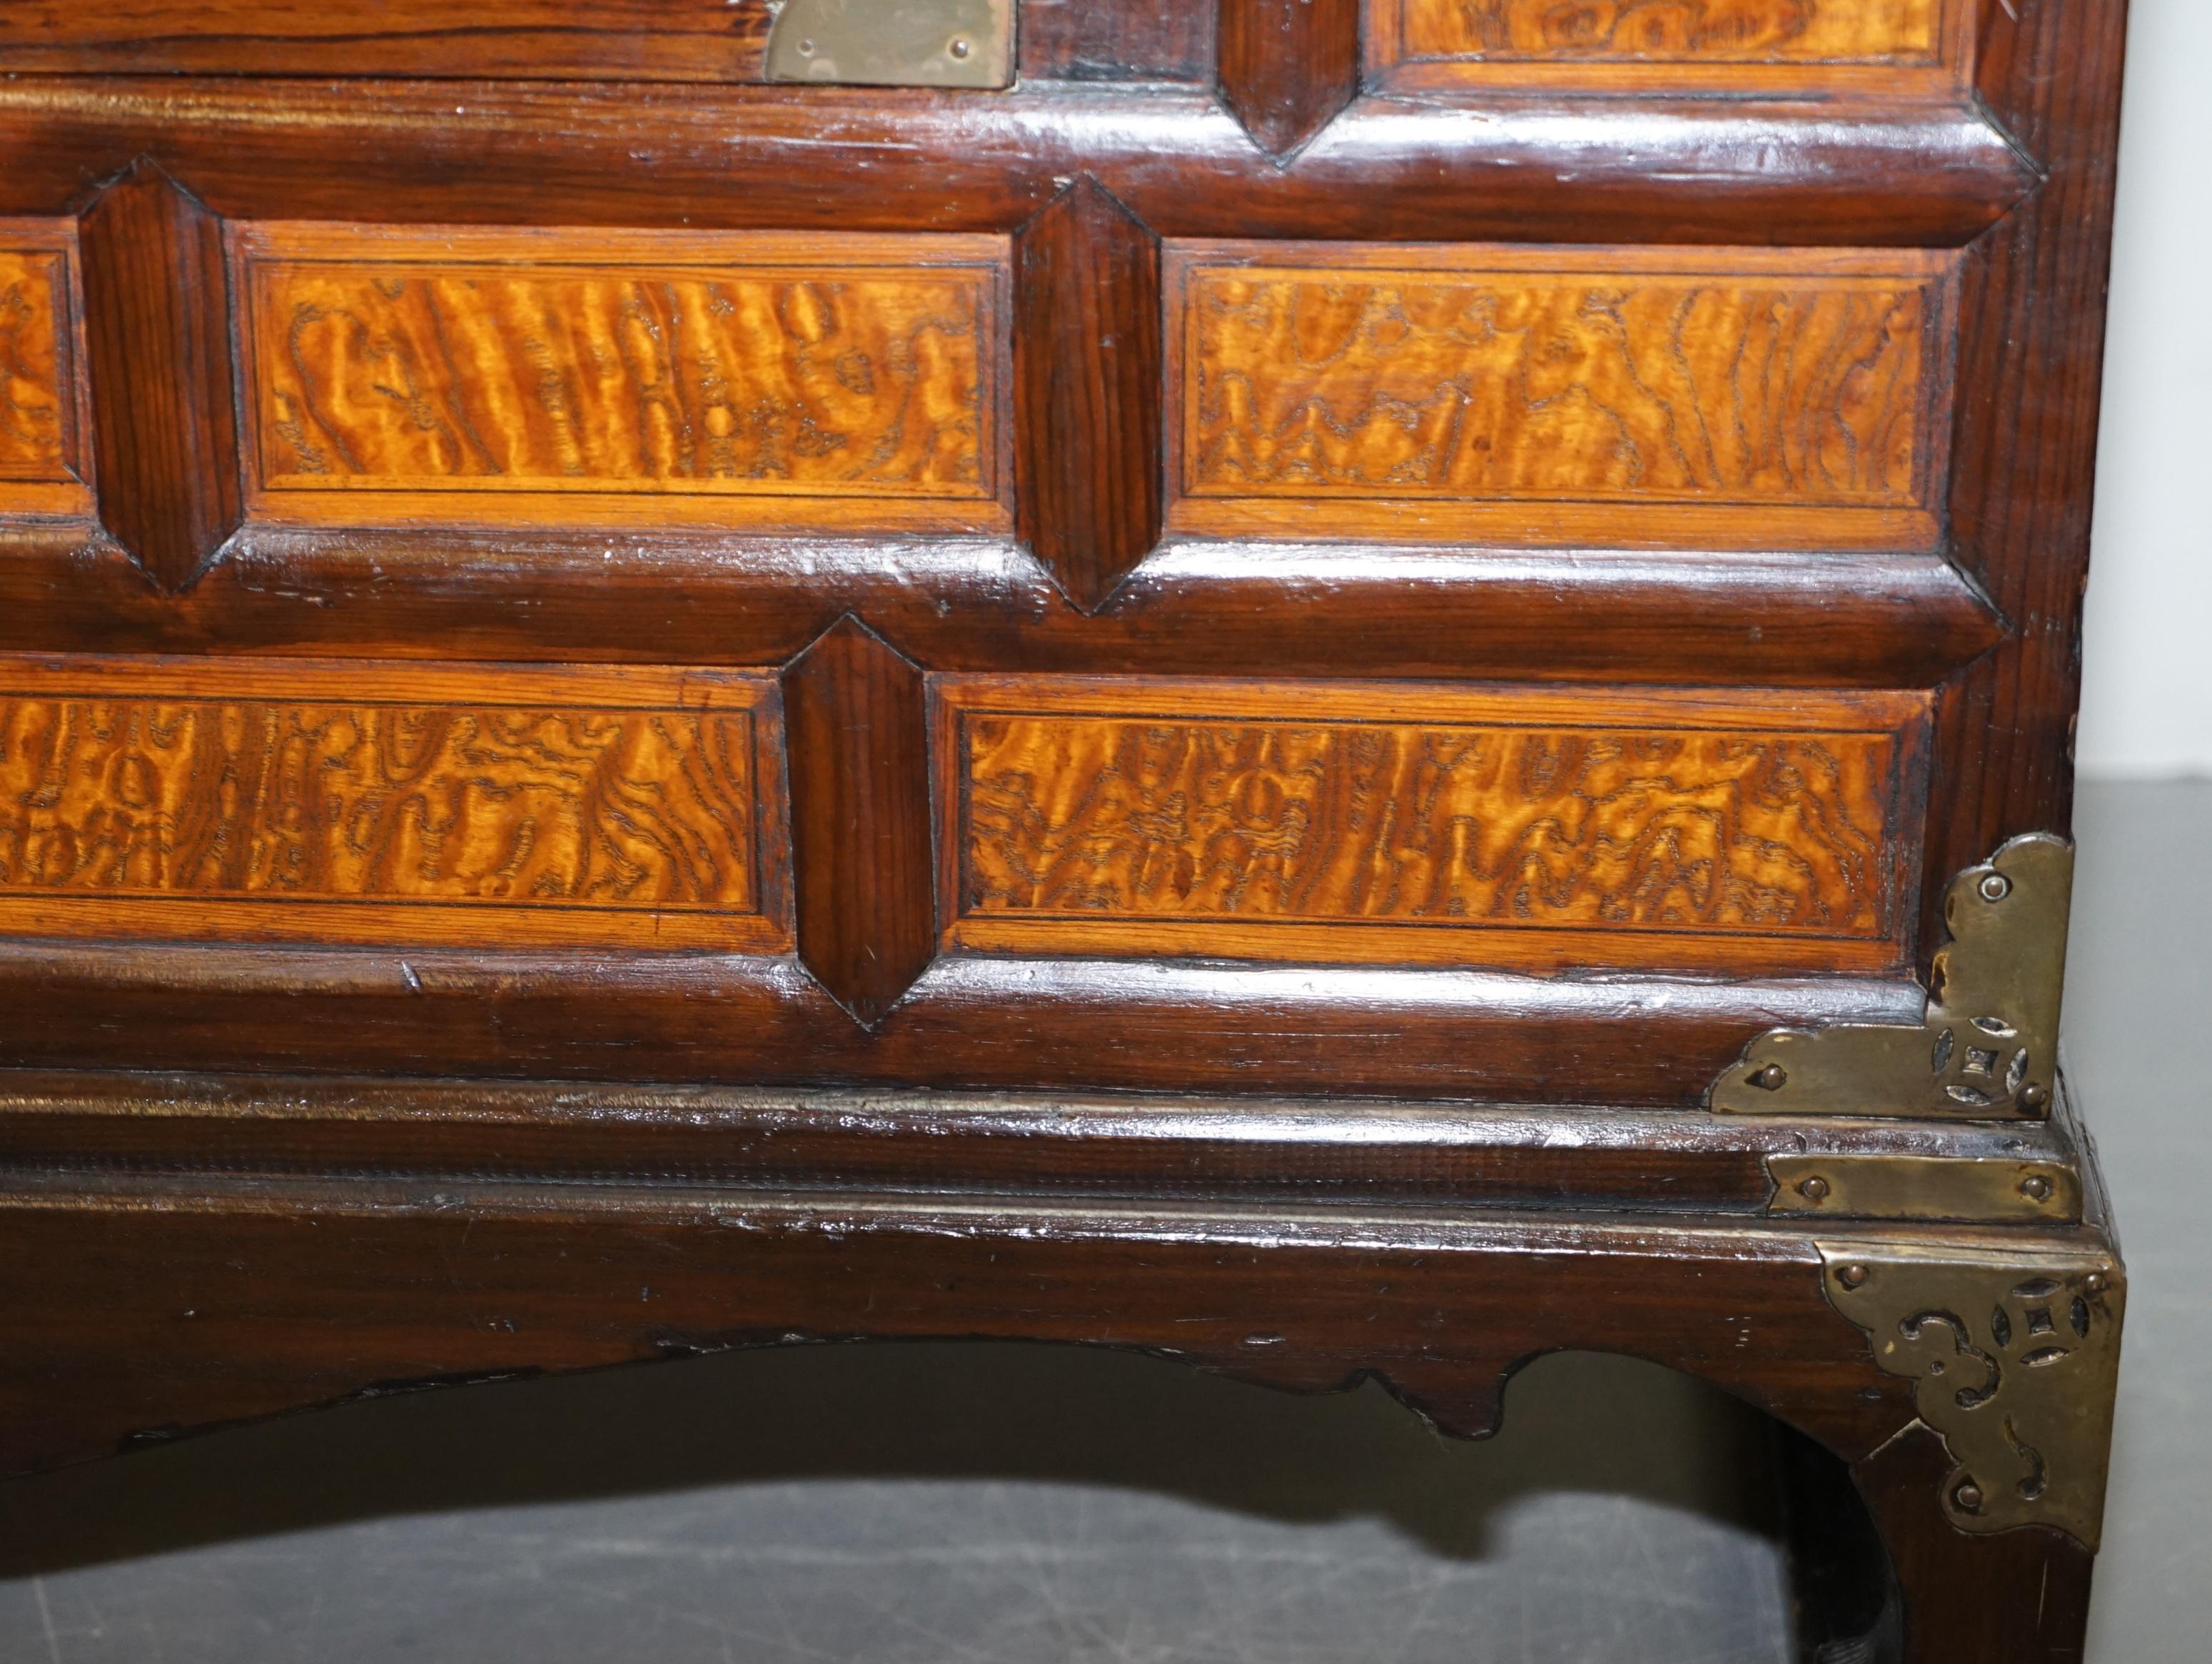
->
0;0;2106;1111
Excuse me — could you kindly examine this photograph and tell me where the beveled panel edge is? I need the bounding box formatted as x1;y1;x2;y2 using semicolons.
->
0;653;792;954
228;222;1015;535
932;675;1932;978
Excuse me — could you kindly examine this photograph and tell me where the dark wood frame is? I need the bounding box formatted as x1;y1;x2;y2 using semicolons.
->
0;0;2132;1656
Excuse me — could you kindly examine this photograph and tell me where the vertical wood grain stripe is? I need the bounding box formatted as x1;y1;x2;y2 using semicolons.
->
1397;0;1944;64
941;679;1926;975
0;249;71;483
238;229;1004;504
0;660;785;952
1177;249;1943;510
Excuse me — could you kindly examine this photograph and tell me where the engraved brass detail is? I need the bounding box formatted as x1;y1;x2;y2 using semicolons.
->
1769;1155;2080;1224
1714;834;2071;1119
767;0;1014;88
1819;1242;2122;1549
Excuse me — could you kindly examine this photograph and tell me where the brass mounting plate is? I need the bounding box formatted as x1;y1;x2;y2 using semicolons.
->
1714;835;2071;1119
1768;1154;2081;1224
1819;1241;2121;1549
767;0;1014;88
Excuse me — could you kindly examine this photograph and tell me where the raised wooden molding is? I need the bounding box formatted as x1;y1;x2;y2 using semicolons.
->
76;161;243;592
1218;0;1361;160
782;617;937;1026
1011;177;1164;611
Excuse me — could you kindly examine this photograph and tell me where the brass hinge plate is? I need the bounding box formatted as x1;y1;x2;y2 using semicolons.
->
1768;1154;2080;1224
766;0;1015;88
1714;834;2071;1120
1819;1241;2122;1549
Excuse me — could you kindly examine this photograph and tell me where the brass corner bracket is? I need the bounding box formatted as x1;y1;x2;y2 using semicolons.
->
1819;1243;2122;1550
766;0;1015;88
1714;834;2072;1119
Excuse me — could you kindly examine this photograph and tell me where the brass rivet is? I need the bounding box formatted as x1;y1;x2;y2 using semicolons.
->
2021;1174;2054;1202
1749;1064;1789;1091
2084;1273;2107;1296
2018;1081;2050;1111
1954;1480;1984;1513
1837;1264;1870;1290
949;36;971;57
1979;872;2012;902
797;38;816;54
1798;1176;1831;1202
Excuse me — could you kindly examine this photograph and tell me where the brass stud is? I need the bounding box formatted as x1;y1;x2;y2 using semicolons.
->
1837;1263;1871;1290
1797;1176;1831;1202
2018;1081;2050;1111
948;36;971;57
2084;1273;2107;1296
1953;1480;1984;1513
1979;872;2012;902
1749;1064;1789;1091
2021;1174;2054;1203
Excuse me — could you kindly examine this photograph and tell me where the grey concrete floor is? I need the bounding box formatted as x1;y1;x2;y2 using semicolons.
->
0;780;2201;1663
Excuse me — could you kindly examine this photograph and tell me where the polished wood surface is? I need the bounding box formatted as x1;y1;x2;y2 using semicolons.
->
0;658;784;952
236;226;1008;534
1218;0;1360;158
0;0;782;80
1011;180;1163;610
0;81;2036;249
940;677;1925;974
1170;243;1951;550
784;619;936;1025
78;164;241;589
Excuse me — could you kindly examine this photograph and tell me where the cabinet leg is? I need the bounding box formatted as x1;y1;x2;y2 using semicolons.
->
1787;1422;2096;1664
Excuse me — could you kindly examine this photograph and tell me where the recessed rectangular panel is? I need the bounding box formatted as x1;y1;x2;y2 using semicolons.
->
0;658;787;951
0;224;91;520
939;677;1929;976
1168;243;1954;550
1374;0;1972;94
234;225;1010;534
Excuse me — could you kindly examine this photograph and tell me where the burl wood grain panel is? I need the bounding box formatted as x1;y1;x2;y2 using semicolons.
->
0;659;787;952
234;226;1010;534
1168;243;1954;551
0;225;90;520
938;677;1929;976
1374;0;1974;94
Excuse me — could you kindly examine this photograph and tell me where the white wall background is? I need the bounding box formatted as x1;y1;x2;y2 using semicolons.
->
2079;0;2212;778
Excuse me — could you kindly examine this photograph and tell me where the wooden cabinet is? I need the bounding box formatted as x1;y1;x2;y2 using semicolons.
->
0;3;2130;1656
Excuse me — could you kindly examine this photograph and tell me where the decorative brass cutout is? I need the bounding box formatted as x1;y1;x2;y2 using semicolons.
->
1768;1155;2080;1224
766;0;1014;88
1819;1243;2122;1549
1714;835;2071;1119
